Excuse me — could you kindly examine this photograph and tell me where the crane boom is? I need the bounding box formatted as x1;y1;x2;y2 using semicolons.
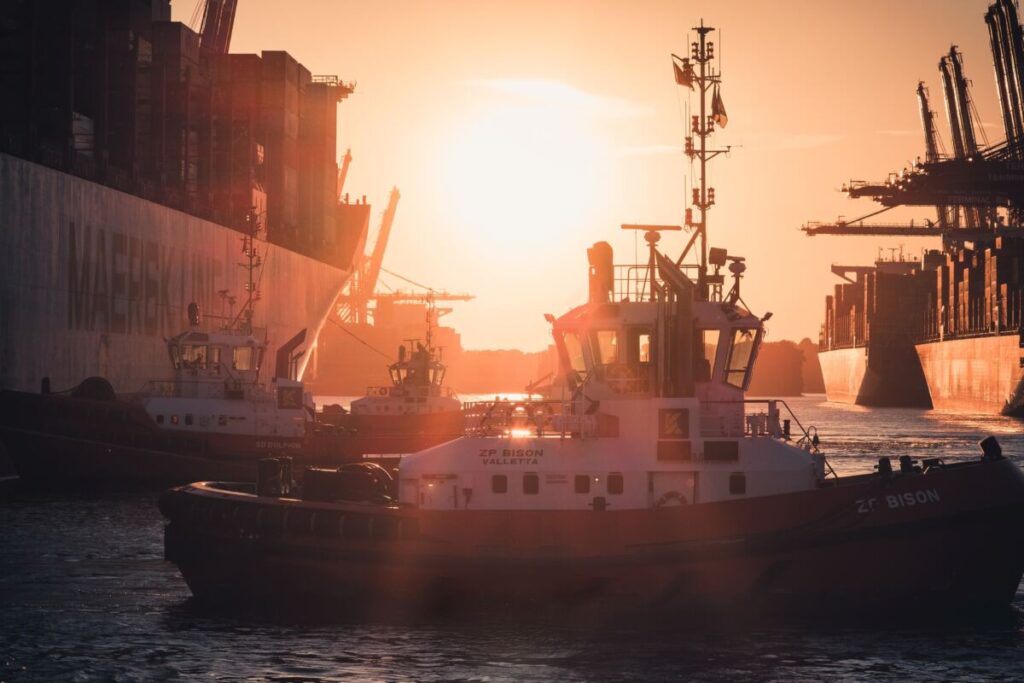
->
939;56;967;159
916;82;950;228
949;47;979;155
916;82;941;163
802;221;1020;239
362;187;400;307
199;0;237;54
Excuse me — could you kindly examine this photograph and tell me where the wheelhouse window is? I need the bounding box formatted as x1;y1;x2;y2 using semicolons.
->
726;329;759;388
574;475;590;494
492;475;508;494
626;328;651;365
523;473;540;495
591;329;618;366
562;332;587;374
697;329;719;381
182;344;208;369
608;473;624;495
233;346;254;371
638;333;650;364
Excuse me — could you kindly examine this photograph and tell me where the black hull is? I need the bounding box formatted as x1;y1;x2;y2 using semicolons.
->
161;459;1024;620
0;390;461;488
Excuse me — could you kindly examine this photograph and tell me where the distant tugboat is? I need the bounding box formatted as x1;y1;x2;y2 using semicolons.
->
161;22;1024;617
322;295;465;456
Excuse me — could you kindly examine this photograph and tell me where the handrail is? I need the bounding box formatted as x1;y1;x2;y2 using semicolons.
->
703;398;837;480
702;399;816;447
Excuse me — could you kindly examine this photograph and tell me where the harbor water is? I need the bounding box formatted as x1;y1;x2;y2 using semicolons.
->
3;396;1024;682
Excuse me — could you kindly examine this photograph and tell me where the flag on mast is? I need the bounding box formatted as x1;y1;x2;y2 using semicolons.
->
711;84;728;128
672;55;694;89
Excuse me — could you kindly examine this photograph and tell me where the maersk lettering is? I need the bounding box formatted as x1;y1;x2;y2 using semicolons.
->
143;240;159;336
68;221;91;330
67;221;228;337
110;231;127;333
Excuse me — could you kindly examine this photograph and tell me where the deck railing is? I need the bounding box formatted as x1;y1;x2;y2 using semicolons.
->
462;399;615;439
701;399;820;449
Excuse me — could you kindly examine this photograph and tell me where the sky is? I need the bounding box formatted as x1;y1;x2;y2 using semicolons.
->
174;0;1002;351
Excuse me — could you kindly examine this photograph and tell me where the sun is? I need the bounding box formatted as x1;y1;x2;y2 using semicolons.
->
441;99;606;250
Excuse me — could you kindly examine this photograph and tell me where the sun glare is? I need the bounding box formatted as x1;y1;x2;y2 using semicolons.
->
441;91;607;249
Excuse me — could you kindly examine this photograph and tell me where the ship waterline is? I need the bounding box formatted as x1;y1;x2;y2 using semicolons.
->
0;152;350;393
819;336;1024;417
916;334;1024;417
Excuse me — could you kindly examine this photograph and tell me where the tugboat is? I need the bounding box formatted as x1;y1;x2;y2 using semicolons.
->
160;24;1024;617
0;227;360;486
320;295;465;457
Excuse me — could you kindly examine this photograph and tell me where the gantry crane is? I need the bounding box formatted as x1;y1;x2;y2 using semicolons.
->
336;187;401;323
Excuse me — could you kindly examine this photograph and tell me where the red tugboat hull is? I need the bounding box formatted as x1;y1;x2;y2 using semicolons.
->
161;457;1024;617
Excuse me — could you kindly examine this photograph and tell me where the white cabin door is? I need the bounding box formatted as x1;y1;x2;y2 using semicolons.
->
650;472;697;507
419;475;458;509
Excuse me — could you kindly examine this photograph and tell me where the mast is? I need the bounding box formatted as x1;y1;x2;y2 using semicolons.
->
236;205;263;335
677;20;730;301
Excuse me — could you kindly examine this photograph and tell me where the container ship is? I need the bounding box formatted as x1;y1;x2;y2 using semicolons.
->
807;0;1024;417
0;0;372;395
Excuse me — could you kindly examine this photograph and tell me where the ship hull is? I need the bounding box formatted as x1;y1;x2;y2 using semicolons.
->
0;153;348;393
325;411;466;455
916;334;1024;417
162;458;1024;618
818;342;932;408
0;390;350;487
0;389;467;487
817;347;866;404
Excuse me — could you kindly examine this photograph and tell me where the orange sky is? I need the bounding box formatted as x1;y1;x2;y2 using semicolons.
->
175;0;1000;351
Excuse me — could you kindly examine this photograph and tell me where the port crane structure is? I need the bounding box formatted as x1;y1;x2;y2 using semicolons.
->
803;0;1024;241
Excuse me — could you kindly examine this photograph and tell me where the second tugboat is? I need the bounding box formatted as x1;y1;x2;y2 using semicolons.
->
0;224;405;486
161;22;1024;617
320;295;465;458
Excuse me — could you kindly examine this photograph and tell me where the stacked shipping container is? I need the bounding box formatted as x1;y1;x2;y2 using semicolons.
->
0;0;364;270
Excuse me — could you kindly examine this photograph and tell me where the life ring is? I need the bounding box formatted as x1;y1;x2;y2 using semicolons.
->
656;490;688;507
